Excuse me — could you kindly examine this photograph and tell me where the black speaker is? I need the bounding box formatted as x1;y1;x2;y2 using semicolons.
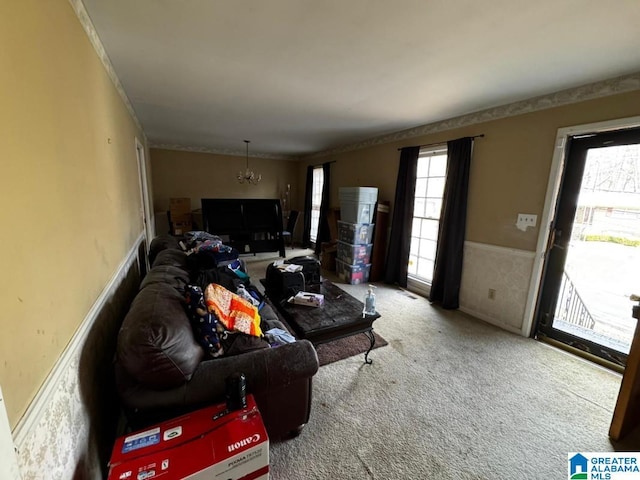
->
225;372;247;411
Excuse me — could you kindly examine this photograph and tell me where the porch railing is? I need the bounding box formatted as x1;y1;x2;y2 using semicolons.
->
554;271;596;330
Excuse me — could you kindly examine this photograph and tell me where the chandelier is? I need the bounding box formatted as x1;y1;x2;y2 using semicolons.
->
237;140;261;184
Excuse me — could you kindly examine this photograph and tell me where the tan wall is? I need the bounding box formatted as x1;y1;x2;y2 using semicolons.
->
150;148;299;216
0;0;146;427
301;91;640;251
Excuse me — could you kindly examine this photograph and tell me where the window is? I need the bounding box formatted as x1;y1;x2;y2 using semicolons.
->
408;145;447;284
310;167;324;243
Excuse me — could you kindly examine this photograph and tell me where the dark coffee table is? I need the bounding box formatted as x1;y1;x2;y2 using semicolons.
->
261;279;381;364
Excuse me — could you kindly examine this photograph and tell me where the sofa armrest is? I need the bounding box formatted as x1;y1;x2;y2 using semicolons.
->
185;339;318;404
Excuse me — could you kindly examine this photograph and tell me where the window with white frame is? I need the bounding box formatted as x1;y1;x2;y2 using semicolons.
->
408;145;447;283
310;167;324;243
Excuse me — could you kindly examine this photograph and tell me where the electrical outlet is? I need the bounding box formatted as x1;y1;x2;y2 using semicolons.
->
488;288;496;300
517;214;537;227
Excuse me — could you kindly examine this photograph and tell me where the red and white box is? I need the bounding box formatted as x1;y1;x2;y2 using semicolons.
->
108;395;268;480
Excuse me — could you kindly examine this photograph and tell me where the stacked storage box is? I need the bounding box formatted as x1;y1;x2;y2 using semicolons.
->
169;197;193;235
336;187;378;284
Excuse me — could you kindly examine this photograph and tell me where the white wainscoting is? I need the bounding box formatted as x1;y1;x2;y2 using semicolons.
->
459;241;536;335
0;386;21;480
13;234;143;480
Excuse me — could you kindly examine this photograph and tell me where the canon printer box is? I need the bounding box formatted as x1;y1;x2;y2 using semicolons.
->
108;395;268;480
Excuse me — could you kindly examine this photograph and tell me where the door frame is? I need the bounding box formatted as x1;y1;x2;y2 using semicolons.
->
135;137;154;245
522;115;640;338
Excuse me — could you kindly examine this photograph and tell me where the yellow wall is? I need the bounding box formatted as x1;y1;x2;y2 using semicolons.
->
0;0;146;427
150;148;299;213
302;91;640;251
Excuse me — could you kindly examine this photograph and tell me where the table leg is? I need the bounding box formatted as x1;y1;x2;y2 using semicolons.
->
363;329;376;365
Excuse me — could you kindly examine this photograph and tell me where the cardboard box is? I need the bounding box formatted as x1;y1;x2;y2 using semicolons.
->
172;220;192;236
108;395;269;480
320;242;337;272
169;198;191;217
169;198;193;235
171;213;192;223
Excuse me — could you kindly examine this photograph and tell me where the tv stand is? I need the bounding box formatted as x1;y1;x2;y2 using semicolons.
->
201;198;286;257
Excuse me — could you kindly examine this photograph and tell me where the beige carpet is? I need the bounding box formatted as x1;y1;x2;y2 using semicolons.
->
243;250;639;479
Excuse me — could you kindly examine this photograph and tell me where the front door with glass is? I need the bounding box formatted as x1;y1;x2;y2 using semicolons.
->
535;127;640;367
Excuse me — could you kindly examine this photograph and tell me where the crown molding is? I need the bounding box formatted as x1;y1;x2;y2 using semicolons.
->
149;143;296;161
68;0;146;140
307;72;640;159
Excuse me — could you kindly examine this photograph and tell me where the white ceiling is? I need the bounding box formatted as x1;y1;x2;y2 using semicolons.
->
81;0;640;158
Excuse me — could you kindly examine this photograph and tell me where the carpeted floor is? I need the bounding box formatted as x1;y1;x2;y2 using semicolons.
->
243;250;640;479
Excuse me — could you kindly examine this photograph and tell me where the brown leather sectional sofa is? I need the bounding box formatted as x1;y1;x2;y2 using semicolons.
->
114;235;319;440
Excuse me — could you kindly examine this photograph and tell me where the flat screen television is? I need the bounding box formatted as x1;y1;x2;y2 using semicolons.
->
200;198;285;256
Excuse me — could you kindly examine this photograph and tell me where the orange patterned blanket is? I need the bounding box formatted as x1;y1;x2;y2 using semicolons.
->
204;283;263;337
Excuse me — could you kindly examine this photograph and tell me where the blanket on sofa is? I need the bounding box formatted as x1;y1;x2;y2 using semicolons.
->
205;283;263;337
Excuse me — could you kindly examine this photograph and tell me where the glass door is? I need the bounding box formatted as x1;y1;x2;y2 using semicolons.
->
535;127;640;367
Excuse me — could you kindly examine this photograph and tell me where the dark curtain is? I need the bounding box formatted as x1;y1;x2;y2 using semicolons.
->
302;165;314;247
314;162;332;255
383;146;420;287
429;137;473;309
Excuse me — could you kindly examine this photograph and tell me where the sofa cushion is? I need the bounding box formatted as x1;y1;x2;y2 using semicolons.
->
151;249;189;270
117;283;204;389
139;265;190;291
258;303;279;324
221;333;270;357
148;234;182;265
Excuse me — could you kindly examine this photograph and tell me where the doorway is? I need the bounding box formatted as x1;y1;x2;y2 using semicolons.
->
535;127;640;367
135;138;153;250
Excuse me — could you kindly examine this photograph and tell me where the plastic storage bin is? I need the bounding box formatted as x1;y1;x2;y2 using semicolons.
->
337;221;374;245
335;259;371;285
341;202;375;224
337;241;373;265
339;187;379;224
339;187;379;203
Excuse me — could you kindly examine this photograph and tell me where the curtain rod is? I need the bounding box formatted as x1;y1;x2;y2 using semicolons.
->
397;134;485;151
311;160;337;167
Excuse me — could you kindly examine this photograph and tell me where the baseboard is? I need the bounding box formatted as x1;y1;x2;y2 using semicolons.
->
12;233;144;478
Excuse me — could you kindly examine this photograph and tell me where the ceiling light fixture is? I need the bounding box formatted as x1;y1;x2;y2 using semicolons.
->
237;140;261;184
